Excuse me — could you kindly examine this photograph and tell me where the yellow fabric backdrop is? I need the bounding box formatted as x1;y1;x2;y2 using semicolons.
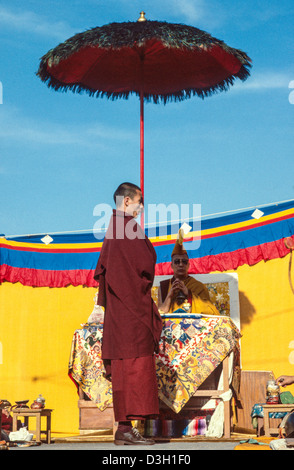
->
1;254;294;434
237;256;294;382
0;283;96;434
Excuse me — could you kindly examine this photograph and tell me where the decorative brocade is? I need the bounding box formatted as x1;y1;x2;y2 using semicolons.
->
156;316;240;412
68;316;240;414
68;323;112;411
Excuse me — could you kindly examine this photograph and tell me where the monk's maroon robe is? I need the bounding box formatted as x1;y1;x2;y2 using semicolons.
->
94;210;162;421
94;209;162;360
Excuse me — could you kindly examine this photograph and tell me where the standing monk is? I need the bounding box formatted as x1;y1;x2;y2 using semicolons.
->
94;182;163;446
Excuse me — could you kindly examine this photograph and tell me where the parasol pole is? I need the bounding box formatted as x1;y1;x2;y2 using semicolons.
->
140;88;144;229
138;11;146;230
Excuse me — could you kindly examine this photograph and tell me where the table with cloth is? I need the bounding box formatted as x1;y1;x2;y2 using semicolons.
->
68;314;241;437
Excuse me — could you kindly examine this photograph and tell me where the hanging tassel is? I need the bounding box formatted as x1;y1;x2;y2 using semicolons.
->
231;396;237;427
199;418;207;436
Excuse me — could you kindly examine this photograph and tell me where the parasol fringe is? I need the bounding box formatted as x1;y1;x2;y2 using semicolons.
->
37;64;251;104
36;19;252;104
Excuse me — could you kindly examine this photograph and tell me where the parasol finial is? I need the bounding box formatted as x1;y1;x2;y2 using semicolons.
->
137;11;147;22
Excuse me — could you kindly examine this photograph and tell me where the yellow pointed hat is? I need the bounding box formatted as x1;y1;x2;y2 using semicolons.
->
171;228;188;257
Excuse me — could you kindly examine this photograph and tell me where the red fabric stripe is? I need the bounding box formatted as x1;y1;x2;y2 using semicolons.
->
0;238;291;287
0;243;101;254
155;237;291;275
0;264;98;287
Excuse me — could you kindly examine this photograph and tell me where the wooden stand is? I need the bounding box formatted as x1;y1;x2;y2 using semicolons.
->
234;370;290;435
193;355;231;438
78;388;113;433
12;408;53;444
158;355;232;438
263;404;294;437
77;356;232;438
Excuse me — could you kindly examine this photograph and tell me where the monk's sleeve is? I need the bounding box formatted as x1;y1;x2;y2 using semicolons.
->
96;266;106;308
104;236;162;337
189;280;220;315
198;286;219;315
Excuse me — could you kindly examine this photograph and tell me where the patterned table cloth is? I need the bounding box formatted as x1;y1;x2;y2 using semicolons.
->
68;315;240;413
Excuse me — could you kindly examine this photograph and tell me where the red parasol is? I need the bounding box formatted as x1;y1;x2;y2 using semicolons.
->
37;12;252;225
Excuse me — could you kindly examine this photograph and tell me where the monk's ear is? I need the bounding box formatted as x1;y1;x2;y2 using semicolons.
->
124;196;131;207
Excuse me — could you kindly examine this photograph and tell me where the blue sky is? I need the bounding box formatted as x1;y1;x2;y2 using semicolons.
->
0;0;294;236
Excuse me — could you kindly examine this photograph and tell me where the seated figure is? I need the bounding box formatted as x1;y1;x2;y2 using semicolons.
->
158;229;219;315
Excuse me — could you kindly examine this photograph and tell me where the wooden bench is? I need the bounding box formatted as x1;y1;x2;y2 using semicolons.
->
12;408;53;443
263;404;294;437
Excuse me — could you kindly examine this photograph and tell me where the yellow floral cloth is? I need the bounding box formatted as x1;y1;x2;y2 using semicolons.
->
156;315;240;412
68;323;112;411
68;316;240;413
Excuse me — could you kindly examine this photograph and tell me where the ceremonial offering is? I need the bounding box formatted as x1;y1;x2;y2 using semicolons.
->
10;400;30;410
182;299;191;313
31;394;45;409
266;378;280;404
175;289;186;306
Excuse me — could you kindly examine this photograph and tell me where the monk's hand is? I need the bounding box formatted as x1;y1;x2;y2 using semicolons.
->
167;282;178;299
276;375;294;387
172;279;189;297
